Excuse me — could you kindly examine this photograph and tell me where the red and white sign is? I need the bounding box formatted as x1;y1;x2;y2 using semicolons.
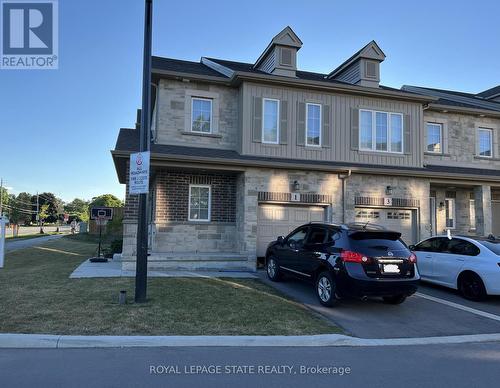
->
129;151;150;195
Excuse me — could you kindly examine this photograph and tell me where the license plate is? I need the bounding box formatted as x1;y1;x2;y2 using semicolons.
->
383;264;400;273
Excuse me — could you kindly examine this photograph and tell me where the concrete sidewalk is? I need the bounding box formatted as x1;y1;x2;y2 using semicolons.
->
70;259;257;279
5;234;65;252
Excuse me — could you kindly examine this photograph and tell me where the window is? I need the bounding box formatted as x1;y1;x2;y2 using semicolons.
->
287;227;308;244
191;98;212;133
262;99;279;144
306;226;327;244
427;123;443;153
443;239;480;257
356;210;380;220
306;103;321;146
480;240;500;256
188;185;211;221
478;128;493;157
470;199;476;230
445;198;455;229
414;237;446;253
359;110;404;153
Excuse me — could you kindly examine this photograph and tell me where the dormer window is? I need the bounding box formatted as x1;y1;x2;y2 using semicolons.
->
280;48;293;66
191;97;212;133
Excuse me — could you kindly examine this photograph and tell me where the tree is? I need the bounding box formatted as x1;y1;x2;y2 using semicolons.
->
0;186;9;216
64;198;90;222
38;204;49;233
37;192;63;223
8;192;34;226
89;194;123;208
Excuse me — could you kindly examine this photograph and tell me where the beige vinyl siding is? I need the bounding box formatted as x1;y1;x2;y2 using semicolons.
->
335;62;361;84
240;82;424;168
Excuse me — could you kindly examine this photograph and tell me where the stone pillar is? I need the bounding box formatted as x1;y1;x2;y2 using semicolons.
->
474;185;492;236
236;170;258;271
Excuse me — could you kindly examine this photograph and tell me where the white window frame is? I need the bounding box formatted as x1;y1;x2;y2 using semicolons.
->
445;198;456;230
305;103;322;147
477;127;493;158
469;199;476;231
262;98;280;144
426;122;443;154
359;109;404;154
191;97;213;134
188;184;211;222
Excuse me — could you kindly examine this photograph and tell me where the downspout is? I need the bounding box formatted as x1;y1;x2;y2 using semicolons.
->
338;170;352;224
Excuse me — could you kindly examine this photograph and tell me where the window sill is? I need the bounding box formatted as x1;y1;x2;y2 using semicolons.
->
358;150;406;157
182;131;222;138
424;152;451;157
474;155;500;161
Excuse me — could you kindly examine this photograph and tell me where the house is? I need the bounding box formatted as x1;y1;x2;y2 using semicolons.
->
112;26;500;271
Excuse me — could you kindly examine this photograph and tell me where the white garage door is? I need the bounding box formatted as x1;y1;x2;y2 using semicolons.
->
355;207;416;244
493;202;500;237
257;204;325;257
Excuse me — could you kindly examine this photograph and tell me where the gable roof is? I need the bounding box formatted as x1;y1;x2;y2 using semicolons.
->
254;26;302;68
326;40;386;79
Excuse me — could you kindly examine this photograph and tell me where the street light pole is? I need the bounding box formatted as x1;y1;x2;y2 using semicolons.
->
135;0;153;303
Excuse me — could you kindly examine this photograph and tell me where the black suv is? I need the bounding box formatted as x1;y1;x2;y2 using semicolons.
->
265;222;420;306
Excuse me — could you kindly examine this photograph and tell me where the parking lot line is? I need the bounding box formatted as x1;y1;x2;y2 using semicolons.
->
415;292;500;322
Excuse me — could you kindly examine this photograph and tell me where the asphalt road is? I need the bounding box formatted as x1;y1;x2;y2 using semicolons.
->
5;234;65;252
1;343;500;388
257;271;500;338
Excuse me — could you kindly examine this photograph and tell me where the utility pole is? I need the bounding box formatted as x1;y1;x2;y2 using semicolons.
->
36;192;42;234
135;0;153;303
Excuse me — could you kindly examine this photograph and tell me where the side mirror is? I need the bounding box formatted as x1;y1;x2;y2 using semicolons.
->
408;245;415;251
277;236;284;245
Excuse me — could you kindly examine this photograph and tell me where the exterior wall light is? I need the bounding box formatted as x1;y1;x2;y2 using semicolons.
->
293;180;300;191
385;185;393;196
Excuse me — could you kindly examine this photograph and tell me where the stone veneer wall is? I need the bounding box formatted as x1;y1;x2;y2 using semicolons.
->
155;79;239;150
345;174;431;241
237;168;342;262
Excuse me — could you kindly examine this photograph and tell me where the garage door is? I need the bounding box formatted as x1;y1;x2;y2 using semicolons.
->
355;207;416;244
257;204;325;257
493;202;500;237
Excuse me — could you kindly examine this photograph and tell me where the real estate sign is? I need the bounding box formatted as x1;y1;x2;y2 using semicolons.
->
129;151;150;195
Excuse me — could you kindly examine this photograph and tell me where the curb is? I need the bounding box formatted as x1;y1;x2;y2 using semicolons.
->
1;333;500;349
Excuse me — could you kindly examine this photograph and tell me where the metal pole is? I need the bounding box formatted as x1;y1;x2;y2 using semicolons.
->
135;0;153;303
97;220;102;258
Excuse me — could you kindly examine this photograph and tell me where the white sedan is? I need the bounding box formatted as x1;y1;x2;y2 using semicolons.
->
410;235;500;301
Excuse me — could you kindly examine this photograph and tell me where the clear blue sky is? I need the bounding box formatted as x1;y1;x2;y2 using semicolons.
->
1;0;499;202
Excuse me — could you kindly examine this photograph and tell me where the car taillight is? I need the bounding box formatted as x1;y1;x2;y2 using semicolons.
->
408;253;417;264
341;250;370;263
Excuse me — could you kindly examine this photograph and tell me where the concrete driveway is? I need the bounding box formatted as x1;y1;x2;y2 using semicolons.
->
257;270;500;338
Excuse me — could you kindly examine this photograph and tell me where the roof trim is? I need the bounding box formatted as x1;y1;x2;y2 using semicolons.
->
427;103;500;118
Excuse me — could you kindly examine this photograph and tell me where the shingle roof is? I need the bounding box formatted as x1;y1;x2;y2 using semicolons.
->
402;85;500;112
113;128;500;179
477;85;500;99
152;56;228;78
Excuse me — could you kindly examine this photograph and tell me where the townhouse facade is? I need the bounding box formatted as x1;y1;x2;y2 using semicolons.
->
112;27;500;271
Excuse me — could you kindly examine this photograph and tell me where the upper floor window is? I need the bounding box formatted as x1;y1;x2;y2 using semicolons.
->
191;98;212;133
359;110;403;153
427;123;442;153
306;103;321;147
188;185;211;222
262;98;279;144
478;128;493;157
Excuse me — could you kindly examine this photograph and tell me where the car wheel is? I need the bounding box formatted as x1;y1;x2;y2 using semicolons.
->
266;257;282;282
458;272;486;301
316;271;338;307
382;295;407;305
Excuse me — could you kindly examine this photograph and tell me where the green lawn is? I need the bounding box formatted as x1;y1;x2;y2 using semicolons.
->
0;236;340;336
